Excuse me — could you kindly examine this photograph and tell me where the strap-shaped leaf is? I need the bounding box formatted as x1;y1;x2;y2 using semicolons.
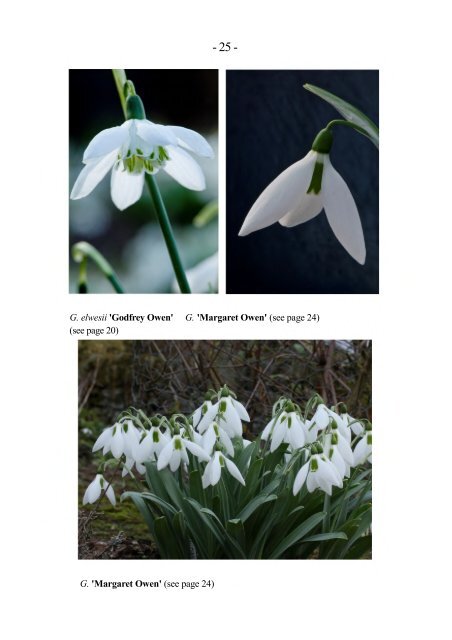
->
269;511;326;559
304;83;379;148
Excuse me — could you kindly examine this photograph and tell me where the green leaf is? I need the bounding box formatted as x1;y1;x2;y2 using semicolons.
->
344;535;372;559
193;200;218;228
269;511;326;559
140;492;178;517
237;493;278;523
154;516;185;559
121;491;155;536
226;519;246;550
301;532;348;543
304;83;379;148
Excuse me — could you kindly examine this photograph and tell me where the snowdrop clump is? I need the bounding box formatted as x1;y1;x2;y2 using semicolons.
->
82;388;372;559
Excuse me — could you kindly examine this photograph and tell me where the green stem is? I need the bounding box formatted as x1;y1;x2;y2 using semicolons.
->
326;118;372;139
78;255;88;293
72;241;124;293
145;174;191;293
112;69;128;117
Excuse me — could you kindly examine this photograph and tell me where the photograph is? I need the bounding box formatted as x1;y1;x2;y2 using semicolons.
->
79;339;372;559
227;70;379;294
69;69;218;294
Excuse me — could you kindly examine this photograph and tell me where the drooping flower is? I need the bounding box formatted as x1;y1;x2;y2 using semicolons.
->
201;451;246;488
238;128;366;264
293;453;343;496
133;426;171;464
323;432;354;479
353;428;372;465
92;420;140;459
157;435;210;472
202;421;235;457
262;409;307;452
71;118;214;210
83;474;116;506
196;395;250;438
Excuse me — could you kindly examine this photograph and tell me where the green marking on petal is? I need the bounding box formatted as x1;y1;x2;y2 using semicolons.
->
310;458;319;472
174;438;183;451
307;161;324;195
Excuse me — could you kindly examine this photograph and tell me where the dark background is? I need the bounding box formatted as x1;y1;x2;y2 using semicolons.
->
226;70;379;294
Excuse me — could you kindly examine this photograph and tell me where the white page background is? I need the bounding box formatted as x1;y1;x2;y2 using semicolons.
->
2;1;449;637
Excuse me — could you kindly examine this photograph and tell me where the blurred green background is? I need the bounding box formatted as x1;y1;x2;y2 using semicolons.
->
69;69;218;293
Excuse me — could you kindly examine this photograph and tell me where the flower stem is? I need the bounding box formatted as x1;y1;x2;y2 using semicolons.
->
112;69;128;117
145;174;191;293
325;118;373;139
72;241;124;293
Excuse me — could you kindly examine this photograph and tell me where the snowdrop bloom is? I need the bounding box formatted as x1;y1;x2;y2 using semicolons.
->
196;396;250;438
353;428;372;465
323;433;354;479
311;404;351;443
202;421;235;457
157;435;210;472
202;451;245;488
92;420;140;459
293;453;343;496
83;474;116;506
262;410;307;452
133;426;171;464
71;118;214;210
238;128;366;264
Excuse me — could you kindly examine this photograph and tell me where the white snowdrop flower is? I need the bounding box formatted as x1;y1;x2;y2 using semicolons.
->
121;456;146;477
343;413;366;436
92;420;139;458
202;421;234;457
353;428;372;465
197;395;250;438
201;451;246;488
133;426;170;464
239;128;366;264
157;435;210;472
323;433;353;479
262;410;307;452
293;453;343;496
71;117;214;210
83;474;116;506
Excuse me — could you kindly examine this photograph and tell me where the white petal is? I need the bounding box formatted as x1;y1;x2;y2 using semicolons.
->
202;425;217;456
293;462;309;495
170;449;182;472
135;120;178;147
185;440;210;462
322;157;366;265
110;166;144;210
83;126;128;162
231;399;250;422
202;459;213;488
105;484;116;506
157;440;174;470
287;421;306;449
222;398;243;437
168;126;214;158
306;470;318;493
312;405;331;430
70;151;117;200
84;475;101;504
261;417;276;440
163;145;206;191
197;402;219;434
238;152;317;236
219;429;235;457
210;453;222;486
224;458;246;486
111;429;124;459
92;427;113;453
270;416;286;452
278;192;323;227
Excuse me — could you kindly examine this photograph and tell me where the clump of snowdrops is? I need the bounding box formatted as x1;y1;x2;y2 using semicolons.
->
83;386;372;559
